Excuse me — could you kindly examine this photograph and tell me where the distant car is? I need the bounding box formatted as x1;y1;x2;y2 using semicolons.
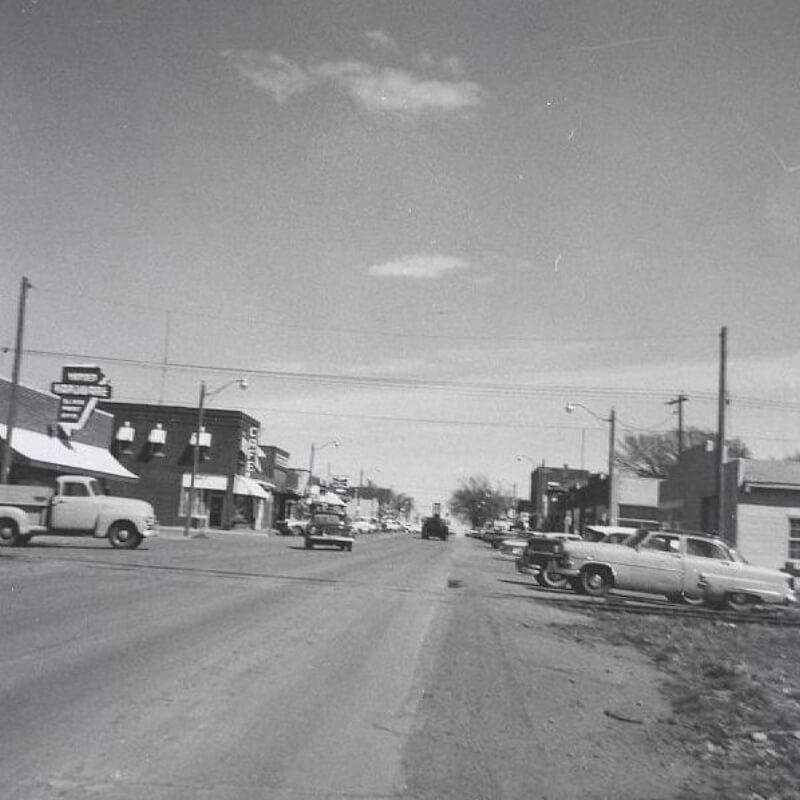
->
499;536;530;558
554;529;797;609
351;517;377;534
421;515;449;540
304;513;354;552
275;518;310;536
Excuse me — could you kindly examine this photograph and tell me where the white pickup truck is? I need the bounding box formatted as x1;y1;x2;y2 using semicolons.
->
0;475;157;549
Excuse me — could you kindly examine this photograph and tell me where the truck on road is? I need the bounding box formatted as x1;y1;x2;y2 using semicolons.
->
0;475;158;549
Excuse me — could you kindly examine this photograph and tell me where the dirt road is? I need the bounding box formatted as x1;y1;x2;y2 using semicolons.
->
0;532;693;799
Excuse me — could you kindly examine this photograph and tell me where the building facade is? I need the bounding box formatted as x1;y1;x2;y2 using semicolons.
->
0;378;135;485
99;401;274;530
660;443;800;570
554;472;661;533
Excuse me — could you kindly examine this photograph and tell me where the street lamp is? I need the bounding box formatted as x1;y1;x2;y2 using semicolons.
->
183;377;248;537
565;401;617;526
308;439;339;485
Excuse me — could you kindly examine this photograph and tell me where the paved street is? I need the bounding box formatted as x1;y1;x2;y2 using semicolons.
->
1;532;691;800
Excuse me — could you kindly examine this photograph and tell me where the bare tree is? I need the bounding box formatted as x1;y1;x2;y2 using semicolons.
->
448;475;512;529
616;427;750;478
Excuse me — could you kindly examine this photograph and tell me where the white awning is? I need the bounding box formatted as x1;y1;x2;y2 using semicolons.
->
315;491;345;507
234;475;269;499
0;424;139;482
181;473;270;499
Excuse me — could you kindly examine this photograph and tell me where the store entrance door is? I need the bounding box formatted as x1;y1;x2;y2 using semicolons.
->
209;494;224;528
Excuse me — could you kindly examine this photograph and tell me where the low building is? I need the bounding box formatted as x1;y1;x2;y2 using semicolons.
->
98;401;273;530
660;443;800;570
0;378;136;485
555;472;661;532
527;464;590;530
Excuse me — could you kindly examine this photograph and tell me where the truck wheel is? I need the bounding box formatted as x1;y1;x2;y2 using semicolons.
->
0;518;21;547
108;523;141;550
580;566;612;597
536;560;569;589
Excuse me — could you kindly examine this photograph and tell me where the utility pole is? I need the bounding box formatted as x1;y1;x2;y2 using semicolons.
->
667;393;689;456
608;407;617;526
715;327;728;542
1;277;32;484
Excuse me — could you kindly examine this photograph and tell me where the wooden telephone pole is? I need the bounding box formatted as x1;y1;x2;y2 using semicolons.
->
1;277;32;484
715;327;728;541
667;393;688;455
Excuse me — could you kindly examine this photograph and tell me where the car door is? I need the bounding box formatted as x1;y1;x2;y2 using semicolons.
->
625;533;684;594
49;481;97;531
682;536;735;599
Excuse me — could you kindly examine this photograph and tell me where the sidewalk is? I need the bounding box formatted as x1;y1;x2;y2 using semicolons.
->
155;525;276;540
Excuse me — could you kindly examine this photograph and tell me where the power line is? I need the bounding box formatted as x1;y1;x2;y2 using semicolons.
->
33;286;708;345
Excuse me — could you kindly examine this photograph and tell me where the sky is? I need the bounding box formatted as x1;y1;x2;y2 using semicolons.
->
2;0;800;514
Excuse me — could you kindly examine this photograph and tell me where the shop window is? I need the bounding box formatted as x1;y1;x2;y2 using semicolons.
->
148;423;166;457
115;421;135;455
789;518;800;560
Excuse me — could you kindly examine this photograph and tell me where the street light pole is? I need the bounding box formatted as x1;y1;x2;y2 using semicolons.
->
566;402;617;526
308;440;339;487
183;377;247;537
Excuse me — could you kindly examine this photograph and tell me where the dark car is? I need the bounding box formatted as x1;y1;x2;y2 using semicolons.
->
304;513;354;551
421;515;449;540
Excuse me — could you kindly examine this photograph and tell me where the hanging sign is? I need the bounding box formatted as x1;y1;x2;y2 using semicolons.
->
51;365;112;431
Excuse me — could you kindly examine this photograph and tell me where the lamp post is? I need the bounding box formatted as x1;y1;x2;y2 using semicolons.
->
308;440;339;487
183;377;248;537
565;401;617;526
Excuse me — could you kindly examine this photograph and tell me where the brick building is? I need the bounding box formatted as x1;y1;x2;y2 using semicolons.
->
99;401;273;530
0;378;136;484
660;443;800;570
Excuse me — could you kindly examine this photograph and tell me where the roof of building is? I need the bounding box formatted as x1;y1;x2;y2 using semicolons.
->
741;459;800;488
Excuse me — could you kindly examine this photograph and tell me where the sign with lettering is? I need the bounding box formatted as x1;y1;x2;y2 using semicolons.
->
51;365;112;430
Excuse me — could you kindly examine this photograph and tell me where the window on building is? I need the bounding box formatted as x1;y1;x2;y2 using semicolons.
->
789;518;800;560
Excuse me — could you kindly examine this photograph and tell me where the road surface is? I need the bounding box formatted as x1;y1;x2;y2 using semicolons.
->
0;531;692;799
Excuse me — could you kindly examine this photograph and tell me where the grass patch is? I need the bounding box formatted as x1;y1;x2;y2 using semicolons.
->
563;613;800;800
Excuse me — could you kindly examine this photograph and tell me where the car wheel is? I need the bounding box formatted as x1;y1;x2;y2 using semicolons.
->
292;526;304;537
536;560;569;589
723;592;754;612
108;523;141;549
667;592;705;607
304;538;313;549
0;518;21;547
580;566;612;597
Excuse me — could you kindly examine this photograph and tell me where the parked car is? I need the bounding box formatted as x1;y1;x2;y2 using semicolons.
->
351;517;377;534
275;517;310;536
515;532;583;587
554;529;797;609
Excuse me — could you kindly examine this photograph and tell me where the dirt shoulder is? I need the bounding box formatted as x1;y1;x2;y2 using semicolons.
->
402;541;696;800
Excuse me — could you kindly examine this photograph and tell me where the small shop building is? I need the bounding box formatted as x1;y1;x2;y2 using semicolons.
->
660;443;800;570
98;401;274;530
0;378;137;485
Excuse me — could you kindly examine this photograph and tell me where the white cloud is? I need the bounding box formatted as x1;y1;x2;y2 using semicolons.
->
364;30;398;51
368;254;469;279
318;62;483;113
222;50;313;103
223;50;484;115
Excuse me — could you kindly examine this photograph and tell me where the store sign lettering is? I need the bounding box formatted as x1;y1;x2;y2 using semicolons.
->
51;365;112;430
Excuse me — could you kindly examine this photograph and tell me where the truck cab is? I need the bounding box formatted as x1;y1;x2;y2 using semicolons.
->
0;475;157;549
